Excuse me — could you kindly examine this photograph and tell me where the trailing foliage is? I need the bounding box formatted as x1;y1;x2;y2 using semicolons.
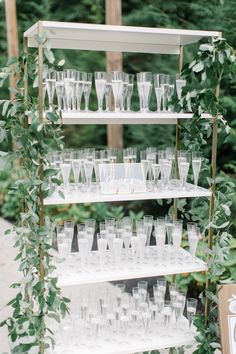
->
0;44;69;352
171;36;236;353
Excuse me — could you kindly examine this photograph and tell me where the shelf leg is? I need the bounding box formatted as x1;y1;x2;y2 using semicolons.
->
173;45;183;221
37;21;45;354
205;101;219;322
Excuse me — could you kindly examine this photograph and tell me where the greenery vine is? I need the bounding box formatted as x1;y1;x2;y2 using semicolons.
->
172;36;236;353
0;40;69;353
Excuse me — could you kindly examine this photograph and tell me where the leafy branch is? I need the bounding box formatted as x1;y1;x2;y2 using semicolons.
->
0;40;69;353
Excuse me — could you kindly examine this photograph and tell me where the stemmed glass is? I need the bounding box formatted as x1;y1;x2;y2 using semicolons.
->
178;151;191;189
159;74;168;112
77;225;89;271
75;71;85;111
83;73;93;112
187;223;201;258
187;298;197;329
46;70;56;111
63;69;75;111
97;233;108;270
71;151;82;189
95;71;107;112
111;71;123;113
126;74;134;112
137;72;152;112
140;150;150;189
165;215;173;245
176;74;186;100
55;71;64;112
154;74;163;112
84;160;94;192
166;75;175;111
154;219;166;260
172;220;183;261
121;73;129;111
192;151;203;188
60;152;72;191
163;301;172;328
113;235;123;268
104;78;112;112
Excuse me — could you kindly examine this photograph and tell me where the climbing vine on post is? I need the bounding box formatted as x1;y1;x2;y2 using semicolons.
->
172;36;236;353
0;39;69;353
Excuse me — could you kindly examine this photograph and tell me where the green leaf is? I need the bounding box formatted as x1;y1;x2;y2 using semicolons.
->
192;61;204;73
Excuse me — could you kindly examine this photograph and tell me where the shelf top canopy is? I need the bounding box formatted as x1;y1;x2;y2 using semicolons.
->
24;21;221;55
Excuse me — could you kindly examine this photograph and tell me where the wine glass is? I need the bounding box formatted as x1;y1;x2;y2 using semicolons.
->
172;220;183;262
83;73;93;112
192;151;203;188
140;150;150;188
137;72;152;112
55;71;64;112
165;215;173;246
110;71;123;112
163;300;172;328
126;74;134;112
154;74;163;112
95;71;107;112
46;70;56;111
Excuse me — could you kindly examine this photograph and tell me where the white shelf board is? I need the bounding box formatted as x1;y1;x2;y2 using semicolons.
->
44;184;211;206
52;325;196;354
56;247;207;287
53;111;213;125
24;21;221;54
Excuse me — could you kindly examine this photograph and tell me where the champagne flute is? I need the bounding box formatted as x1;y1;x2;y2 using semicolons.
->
154;74;163;112
55;71;64;112
97;233;108;270
187;298;197;329
111;71;123;113
83;73;93;112
126;74;134;112
75;71;85;111
137;72;152;112
95;71;107;112
192;151;203;188
46;70;56;111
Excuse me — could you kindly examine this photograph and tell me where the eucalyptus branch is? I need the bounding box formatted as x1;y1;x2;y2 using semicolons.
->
0;44;69;354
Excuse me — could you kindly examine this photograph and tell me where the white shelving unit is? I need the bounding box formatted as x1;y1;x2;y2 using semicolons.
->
24;21;220;354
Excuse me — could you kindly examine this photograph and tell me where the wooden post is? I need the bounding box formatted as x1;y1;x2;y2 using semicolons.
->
106;0;123;149
5;0;19;98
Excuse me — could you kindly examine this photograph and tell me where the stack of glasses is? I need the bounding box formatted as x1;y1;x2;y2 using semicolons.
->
44;70;186;113
48;281;197;353
56;216;202;271
48;147;203;194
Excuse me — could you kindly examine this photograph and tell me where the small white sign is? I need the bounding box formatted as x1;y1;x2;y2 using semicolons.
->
228;315;236;354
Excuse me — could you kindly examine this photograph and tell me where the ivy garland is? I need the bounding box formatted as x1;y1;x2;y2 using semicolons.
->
172;36;236;353
0;42;69;353
0;34;235;354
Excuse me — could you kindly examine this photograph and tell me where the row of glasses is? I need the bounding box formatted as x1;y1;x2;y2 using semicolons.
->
48;281;198;353
56;216;202;270
47;147;203;195
44;69;186;113
44;69;93;112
